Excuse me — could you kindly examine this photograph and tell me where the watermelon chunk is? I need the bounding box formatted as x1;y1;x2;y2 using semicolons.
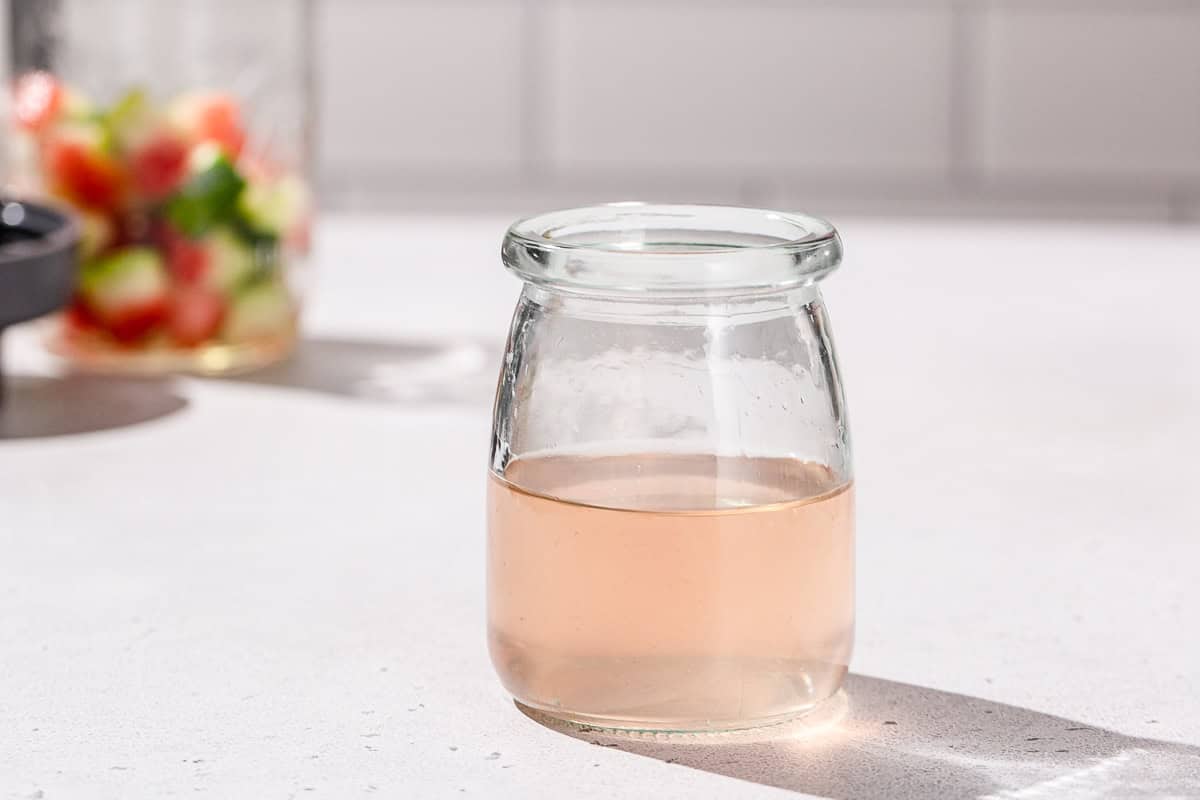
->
78;247;169;341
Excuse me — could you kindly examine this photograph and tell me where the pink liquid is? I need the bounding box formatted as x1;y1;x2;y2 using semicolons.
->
487;453;854;731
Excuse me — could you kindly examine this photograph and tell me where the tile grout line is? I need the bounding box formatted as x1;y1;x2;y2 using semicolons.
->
948;0;979;192
518;0;549;186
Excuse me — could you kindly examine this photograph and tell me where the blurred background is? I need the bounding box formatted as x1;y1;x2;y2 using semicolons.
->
8;0;1199;223
297;0;1198;221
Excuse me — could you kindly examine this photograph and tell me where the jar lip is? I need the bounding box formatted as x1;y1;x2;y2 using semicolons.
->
502;202;842;298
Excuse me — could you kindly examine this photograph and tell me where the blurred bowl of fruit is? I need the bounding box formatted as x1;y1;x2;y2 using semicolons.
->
0;197;78;401
9;72;311;375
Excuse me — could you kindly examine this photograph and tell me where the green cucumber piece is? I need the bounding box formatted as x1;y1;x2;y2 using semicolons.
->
237;175;309;237
222;280;294;342
102;86;152;146
165;150;246;236
204;227;258;293
79;247;168;312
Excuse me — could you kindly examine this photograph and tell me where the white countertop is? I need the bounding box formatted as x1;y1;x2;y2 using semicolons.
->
2;215;1198;799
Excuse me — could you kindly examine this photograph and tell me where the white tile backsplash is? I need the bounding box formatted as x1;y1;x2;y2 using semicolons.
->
308;0;1200;221
544;2;954;175
975;5;1200;180
316;0;524;176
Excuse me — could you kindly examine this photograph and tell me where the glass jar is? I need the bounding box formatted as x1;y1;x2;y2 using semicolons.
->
5;0;312;374
487;203;854;732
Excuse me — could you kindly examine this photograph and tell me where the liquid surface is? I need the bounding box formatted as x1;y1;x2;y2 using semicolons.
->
487;453;854;731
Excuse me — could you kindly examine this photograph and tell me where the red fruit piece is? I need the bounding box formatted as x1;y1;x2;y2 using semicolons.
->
63;299;100;332
13;71;63;132
181;94;246;159
44;139;125;212
159;226;210;284
78;247;169;342
130;134;189;200
166;285;226;346
105;300;168;343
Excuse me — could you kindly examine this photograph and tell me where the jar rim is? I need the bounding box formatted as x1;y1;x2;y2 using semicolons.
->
502;202;842;297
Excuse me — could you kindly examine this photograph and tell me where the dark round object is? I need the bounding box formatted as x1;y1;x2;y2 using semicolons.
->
0;198;79;328
0;198;79;404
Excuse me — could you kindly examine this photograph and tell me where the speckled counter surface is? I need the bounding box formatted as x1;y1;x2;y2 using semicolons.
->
2;216;1198;799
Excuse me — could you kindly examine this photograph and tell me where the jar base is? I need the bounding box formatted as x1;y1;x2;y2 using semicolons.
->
44;318;297;376
513;689;848;736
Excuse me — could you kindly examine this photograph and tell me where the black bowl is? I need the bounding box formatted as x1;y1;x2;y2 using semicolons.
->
0;198;79;402
0;198;78;327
